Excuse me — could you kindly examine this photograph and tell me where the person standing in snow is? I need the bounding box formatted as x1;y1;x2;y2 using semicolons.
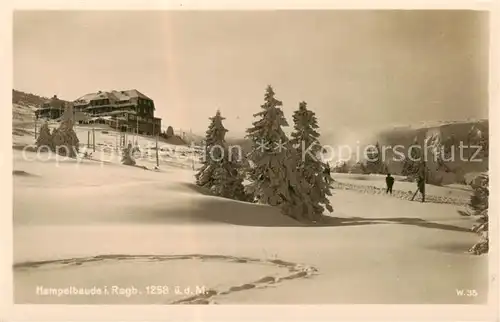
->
411;175;426;202
323;162;331;183
385;173;395;194
324;162;331;176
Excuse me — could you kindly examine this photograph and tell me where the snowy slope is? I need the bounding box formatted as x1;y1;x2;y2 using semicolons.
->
11;101;488;305
12;147;487;304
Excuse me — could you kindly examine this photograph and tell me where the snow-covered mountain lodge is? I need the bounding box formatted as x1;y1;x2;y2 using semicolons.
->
73;89;162;136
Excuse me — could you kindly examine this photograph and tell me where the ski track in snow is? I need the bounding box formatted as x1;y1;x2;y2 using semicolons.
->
14;254;319;305
332;181;469;206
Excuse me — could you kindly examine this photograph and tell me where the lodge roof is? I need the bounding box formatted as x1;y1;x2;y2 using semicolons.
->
74;89;153;104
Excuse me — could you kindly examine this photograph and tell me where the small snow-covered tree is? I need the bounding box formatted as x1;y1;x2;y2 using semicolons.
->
479;131;489;158
52;119;79;158
442;134;456;160
458;173;489;255
290;101;333;216
196;110;227;188
402;138;422;178
467;126;489;159
121;142;136;166
166;126;174;138
195;110;249;201
365;142;388;174
36;122;53;152
333;161;349;174
246;86;318;222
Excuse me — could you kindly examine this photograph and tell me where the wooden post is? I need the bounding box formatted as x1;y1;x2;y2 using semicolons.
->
92;127;96;152
155;133;159;168
421;137;426;202
87;131;90;148
466;134;469;162
190;128;194;170
115;118;119;150
34;114;37;140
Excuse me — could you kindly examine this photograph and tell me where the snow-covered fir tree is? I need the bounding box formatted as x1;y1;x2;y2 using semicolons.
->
442;134;456;160
365;142;387;174
469;174;489;254
463;173;489;255
121;142;136;166
245;85;319;222
195;110;249;201
290;101;333;216
51;119;79;158
333;161;349;174
402;137;422;177
166;126;174;138
424;130;454;185
479;131;489;158
348;161;368;174
35;122;53;152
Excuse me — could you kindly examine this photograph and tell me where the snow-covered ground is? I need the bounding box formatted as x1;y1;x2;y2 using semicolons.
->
11;106;488;304
13;120;201;171
12;146;488;304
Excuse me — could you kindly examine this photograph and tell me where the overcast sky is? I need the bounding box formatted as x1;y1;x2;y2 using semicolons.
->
14;10;489;137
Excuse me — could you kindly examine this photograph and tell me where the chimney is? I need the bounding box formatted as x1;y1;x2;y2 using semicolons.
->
53;95;58;99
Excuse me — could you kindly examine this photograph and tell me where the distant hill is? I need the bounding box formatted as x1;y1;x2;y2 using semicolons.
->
12;89;70;108
377;119;489;180
12;89;48;107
